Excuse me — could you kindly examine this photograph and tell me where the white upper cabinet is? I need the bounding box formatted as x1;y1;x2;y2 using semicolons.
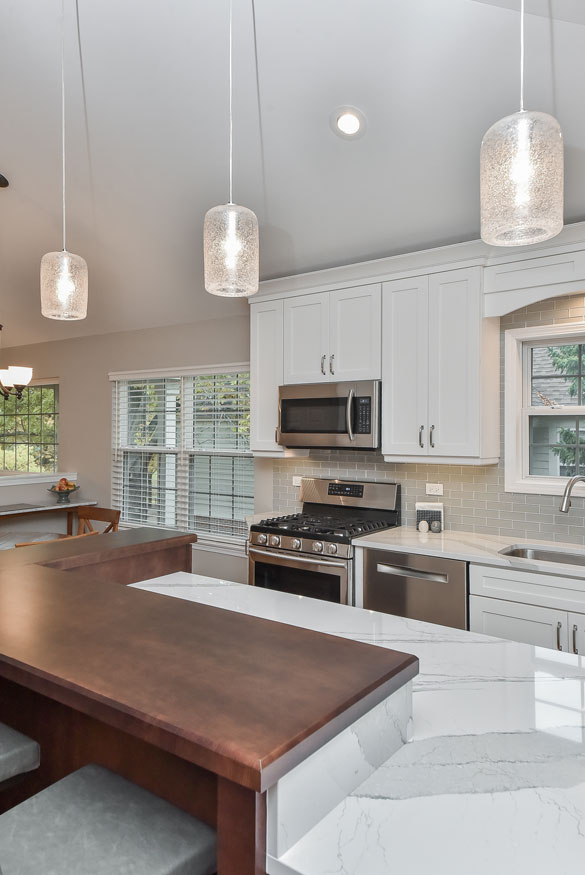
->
329;286;381;381
427;269;481;457
283;285;381;385
382;277;429;456
283;293;330;384
250;299;284;454
382;266;500;464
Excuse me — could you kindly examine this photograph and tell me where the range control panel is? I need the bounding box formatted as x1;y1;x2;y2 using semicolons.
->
355;397;371;434
328;482;364;498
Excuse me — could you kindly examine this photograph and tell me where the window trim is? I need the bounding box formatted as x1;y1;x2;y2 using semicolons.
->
110;364;253;543
505;323;585;495
0;378;60;477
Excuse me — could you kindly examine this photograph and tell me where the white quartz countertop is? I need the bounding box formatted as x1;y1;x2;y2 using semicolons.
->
355;525;585;579
133;571;585;874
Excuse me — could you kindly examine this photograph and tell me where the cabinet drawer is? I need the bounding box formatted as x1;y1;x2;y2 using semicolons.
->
469;563;585;613
469;594;568;651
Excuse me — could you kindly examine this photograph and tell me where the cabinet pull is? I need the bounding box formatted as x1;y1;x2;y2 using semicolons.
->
557;621;563;651
573;624;579;655
430;424;435;448
419;425;424;448
329;354;335;375
321;354;326;375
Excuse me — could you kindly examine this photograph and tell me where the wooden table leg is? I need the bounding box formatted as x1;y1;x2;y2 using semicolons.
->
217;776;266;875
67;510;74;536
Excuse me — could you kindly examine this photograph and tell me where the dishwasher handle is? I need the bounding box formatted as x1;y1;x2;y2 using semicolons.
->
376;562;449;584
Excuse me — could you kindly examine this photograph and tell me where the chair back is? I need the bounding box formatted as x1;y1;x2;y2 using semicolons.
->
15;531;100;548
77;506;121;535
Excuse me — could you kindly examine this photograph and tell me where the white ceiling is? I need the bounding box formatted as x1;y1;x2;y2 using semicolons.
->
1;0;585;347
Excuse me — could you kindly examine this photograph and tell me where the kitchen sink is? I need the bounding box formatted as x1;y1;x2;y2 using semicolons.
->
500;545;585;566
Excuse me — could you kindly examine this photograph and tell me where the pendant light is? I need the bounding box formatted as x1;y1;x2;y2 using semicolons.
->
40;0;88;320
480;0;564;246
0;326;32;401
204;0;259;297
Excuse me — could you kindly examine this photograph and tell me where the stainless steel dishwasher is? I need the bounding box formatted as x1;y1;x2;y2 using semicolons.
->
363;549;467;630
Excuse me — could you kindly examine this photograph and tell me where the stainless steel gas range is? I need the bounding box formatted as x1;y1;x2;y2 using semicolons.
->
247;477;400;605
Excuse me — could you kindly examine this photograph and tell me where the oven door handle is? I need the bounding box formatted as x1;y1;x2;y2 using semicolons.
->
248;547;347;569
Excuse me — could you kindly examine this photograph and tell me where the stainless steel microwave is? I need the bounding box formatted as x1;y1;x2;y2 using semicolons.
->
277;380;381;449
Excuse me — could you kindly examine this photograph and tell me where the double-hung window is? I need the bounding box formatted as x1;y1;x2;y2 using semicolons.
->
505;324;585;494
111;367;253;538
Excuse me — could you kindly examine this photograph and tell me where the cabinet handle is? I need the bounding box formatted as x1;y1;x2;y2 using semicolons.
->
419;425;424;448
329;354;335;375
321;354;326;375
573;624;579;655
557;621;563;651
430;424;435;449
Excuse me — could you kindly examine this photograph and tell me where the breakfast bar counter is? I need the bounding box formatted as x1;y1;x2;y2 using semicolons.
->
0;529;418;874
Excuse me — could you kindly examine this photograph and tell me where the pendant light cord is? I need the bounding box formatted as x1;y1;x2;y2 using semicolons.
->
228;0;233;204
61;0;67;251
519;0;525;112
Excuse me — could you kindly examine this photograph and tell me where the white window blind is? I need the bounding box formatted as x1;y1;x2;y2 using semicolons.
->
112;370;253;538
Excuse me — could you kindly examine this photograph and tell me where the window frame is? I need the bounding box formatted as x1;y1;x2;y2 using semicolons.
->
505;324;585;495
110;363;254;543
0;378;60;475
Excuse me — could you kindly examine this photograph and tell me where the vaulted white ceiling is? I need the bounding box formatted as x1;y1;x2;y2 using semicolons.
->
1;0;584;346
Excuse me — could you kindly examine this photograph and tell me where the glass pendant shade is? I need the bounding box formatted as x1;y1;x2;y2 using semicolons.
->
0;370;13;388
40;250;88;320
480;110;564;246
204;203;259;297
7;366;32;387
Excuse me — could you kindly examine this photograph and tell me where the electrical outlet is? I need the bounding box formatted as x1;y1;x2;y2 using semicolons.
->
426;483;444;496
292;476;303;487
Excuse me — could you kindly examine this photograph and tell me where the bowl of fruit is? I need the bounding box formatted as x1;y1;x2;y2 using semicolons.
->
48;478;80;504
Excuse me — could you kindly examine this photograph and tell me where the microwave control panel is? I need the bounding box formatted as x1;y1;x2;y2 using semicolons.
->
355;396;371;434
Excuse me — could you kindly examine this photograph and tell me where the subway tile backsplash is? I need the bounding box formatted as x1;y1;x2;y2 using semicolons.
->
272;293;585;545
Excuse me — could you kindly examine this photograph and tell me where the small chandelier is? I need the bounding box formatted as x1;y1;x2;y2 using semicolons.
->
0;326;33;401
480;0;564;246
204;0;259;297
40;0;88;320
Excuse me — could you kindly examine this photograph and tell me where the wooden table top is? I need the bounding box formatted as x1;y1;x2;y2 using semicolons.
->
0;530;418;792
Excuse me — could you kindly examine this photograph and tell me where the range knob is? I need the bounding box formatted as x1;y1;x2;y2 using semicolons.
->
312;541;324;553
328;543;338;555
269;535;281;547
256;533;267;545
291;538;302;550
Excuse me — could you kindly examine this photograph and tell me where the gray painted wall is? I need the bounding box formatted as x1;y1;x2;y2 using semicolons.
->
271;294;585;546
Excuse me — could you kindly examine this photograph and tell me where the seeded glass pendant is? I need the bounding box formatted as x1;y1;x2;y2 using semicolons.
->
204;0;259;297
204;203;259;297
41;250;88;319
480;0;564;246
40;0;88;320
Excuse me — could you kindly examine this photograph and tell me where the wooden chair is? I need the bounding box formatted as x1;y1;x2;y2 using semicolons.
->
15;531;100;548
76;506;121;535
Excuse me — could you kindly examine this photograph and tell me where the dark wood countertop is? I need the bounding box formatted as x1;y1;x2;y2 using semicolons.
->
0;529;418;793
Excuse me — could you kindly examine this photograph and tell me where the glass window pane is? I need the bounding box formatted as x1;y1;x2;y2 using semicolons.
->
531;377;579;406
0;386;59;473
532;345;580;377
529;415;578;477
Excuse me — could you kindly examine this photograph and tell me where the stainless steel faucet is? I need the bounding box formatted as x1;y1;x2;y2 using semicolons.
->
559;475;585;513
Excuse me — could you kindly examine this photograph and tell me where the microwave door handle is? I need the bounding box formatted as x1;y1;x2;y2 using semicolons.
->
346;388;355;441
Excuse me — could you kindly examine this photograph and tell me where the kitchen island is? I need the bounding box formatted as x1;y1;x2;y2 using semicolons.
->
0;529;417;875
135;571;585;874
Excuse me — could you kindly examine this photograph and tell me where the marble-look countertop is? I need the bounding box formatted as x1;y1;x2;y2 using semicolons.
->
355;525;585;580
133;571;585;874
0;499;96;517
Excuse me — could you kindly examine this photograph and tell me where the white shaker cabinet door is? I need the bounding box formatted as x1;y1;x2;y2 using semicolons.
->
381;276;429;456
427;267;481;457
250;299;284;453
283;293;330;384
329;285;381;381
470;595;569;651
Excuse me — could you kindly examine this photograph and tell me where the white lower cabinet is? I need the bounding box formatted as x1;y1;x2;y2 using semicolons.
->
469;595;570;651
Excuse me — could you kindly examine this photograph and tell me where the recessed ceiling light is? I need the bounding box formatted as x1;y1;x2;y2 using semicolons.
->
330;106;367;140
0;174;9;188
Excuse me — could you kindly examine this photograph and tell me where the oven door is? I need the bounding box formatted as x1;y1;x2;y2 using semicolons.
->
248;546;351;605
277;381;380;449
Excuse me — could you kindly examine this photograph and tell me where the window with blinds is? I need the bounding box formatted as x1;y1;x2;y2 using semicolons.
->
111;371;253;538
